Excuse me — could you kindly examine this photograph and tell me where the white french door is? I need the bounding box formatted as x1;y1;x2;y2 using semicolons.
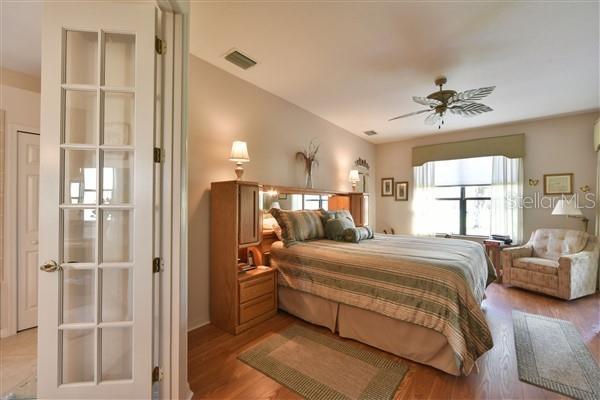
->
17;131;40;331
38;2;157;399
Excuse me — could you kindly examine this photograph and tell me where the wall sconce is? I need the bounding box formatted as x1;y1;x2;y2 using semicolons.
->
229;141;250;180
579;185;590;193
528;179;539;187
349;169;360;191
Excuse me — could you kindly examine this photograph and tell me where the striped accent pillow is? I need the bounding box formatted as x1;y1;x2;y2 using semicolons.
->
343;226;374;243
270;208;326;246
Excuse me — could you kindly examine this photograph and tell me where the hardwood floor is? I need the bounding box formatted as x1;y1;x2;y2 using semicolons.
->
188;284;600;399
0;328;37;398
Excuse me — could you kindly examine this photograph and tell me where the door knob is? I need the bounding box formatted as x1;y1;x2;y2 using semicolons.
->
40;260;62;272
31;240;38;245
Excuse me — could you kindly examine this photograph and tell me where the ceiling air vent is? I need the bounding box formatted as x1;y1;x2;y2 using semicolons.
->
224;50;257;70
363;130;378;136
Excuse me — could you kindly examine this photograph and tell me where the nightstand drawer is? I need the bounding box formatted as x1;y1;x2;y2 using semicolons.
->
239;273;274;303
239;293;275;324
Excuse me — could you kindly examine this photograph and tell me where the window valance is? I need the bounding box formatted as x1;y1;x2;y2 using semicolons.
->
412;133;525;167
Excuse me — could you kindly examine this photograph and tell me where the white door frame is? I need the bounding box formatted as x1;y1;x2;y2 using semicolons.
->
1;124;40;338
155;1;191;398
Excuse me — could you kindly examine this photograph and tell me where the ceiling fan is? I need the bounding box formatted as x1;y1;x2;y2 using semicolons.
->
389;77;495;129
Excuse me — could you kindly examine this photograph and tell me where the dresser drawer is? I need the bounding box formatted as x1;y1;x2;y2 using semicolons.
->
239;273;274;303
239;293;275;324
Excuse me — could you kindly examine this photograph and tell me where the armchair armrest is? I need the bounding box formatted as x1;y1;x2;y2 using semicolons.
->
502;245;533;260
557;242;600;299
501;245;533;284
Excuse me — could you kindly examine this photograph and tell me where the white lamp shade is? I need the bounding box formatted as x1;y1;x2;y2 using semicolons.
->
229;141;250;162
349;169;360;183
552;199;583;216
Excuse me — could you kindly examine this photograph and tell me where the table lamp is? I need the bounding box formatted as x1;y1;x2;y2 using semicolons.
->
229;141;250;180
349;169;360;191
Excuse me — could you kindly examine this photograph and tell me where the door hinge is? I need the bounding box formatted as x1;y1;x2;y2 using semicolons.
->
155;37;166;55
152;366;163;383
153;257;162;273
154;147;163;163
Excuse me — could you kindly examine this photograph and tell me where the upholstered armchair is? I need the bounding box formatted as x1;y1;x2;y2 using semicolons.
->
502;229;599;300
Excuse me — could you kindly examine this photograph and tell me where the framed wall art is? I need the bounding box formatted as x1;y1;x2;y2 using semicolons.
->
395;181;408;201
543;173;573;195
381;178;394;197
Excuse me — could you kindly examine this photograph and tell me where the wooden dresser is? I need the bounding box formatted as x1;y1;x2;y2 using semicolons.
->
210;181;277;335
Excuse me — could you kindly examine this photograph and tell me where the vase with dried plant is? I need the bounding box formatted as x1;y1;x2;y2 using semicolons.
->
296;139;320;189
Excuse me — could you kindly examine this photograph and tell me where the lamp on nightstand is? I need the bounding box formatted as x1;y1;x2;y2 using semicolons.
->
229;141;250;180
552;199;589;232
349;169;360;191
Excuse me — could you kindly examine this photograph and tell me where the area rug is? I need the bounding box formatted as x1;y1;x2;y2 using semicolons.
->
513;310;600;400
1;374;37;400
238;324;407;400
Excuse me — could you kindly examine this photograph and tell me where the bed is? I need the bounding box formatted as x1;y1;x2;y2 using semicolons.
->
269;234;496;376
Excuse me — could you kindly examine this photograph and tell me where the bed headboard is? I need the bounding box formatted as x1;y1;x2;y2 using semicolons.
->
258;185;370;263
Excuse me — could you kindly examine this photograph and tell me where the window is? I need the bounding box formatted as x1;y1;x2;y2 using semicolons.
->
302;194;328;210
434;185;491;236
432;156;493;236
414;155;523;241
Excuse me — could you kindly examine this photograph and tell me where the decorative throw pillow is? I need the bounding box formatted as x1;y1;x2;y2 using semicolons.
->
325;217;356;241
270;208;326;246
322;209;355;225
343;226;374;243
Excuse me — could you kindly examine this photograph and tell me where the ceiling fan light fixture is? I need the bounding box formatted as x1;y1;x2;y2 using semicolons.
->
389;77;495;128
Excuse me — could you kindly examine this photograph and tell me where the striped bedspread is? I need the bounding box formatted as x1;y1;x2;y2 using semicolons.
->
270;234;496;375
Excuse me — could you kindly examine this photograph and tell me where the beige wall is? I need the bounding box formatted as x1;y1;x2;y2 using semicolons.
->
376;111;599;240
188;56;376;328
0;67;41;93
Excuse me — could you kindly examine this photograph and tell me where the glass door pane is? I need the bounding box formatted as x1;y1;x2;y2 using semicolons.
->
58;29;137;386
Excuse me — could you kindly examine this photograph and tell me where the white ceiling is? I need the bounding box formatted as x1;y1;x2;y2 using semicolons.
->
1;1;42;77
190;2;599;143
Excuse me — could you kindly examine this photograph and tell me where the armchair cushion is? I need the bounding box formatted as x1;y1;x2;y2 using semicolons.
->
514;257;559;275
530;229;588;260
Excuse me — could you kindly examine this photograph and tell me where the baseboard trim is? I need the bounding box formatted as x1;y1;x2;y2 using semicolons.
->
188;319;210;332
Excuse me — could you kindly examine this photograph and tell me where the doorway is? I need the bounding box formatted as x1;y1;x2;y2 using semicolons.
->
0;127;40;400
1;127;40;335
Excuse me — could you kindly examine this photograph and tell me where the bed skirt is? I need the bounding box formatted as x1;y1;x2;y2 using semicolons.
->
278;286;461;376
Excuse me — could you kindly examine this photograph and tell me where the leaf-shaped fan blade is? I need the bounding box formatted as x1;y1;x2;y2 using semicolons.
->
449;102;493;117
424;112;442;125
388;109;430;121
412;96;441;107
450;86;495;103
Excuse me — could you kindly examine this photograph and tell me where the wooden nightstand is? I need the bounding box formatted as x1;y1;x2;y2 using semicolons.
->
484;240;516;283
236;267;277;334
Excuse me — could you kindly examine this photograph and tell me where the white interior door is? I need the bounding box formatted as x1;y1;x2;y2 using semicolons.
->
17;131;40;331
38;3;157;399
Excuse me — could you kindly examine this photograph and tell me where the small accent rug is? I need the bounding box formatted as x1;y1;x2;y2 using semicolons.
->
1;374;37;400
238;324;407;400
513;311;600;400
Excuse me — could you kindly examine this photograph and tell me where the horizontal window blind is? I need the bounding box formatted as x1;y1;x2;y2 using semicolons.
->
434;156;493;186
